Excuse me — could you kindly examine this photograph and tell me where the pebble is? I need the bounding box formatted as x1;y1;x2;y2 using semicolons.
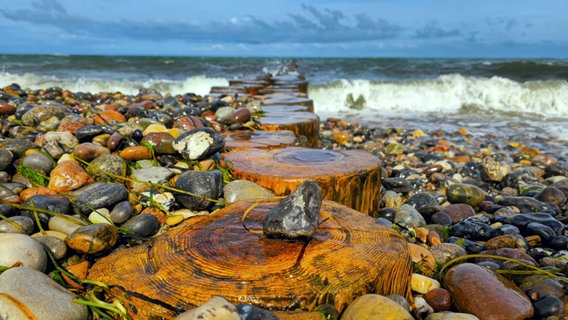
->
121;213;160;237
0;267;89;320
405;192;441;217
172;127;225;161
71;142;110;161
0;148;13;170
65;223;119;254
445;183;486;207
425;312;480;320
423;287;452;312
444;263;534;320
141;131;176;154
411;273;441;294
21;194;72;228
174;170;223;210
21;104;65;126
110;200;135;224
21;152;54;175
40;131;79;159
175;296;240;320
395;203;427;228
48;160;94;192
34;235;68;259
0;215;35;234
429;243;467;266
341;294;414;320
73;183;128;215
131;166;174;187
223;179;275;202
263;181;322;240
0;233;47;271
48;215;87;235
438;203;476;223
86;154;126;181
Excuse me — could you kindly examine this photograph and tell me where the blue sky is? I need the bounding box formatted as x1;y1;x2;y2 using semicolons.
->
1;0;566;58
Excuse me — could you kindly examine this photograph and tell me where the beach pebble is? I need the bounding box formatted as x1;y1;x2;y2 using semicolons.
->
0;149;13;171
429;243;467;266
425;311;480;320
73;183;129;215
498;196;557;213
21;194;72;228
480;155;511;182
532;294;565;318
131;166;174;187
341;294;414;320
236;304;279;320
175;296;240;320
34;235;68;259
395;204;426;228
48;160;94;192
444;263;534;320
408;243;436;275
382;177;413;193
445;183;486;207
41;131;79;159
110;200;135;224
450;216;495;240
119;145;152;161
411;273;440;294
65;223;119;254
0;233;47;271
223;179;275;203
88;208;112;224
0;267;89;320
121;213;160;238
229;108;251;124
414;296;434;316
0;215;35;234
173;127;225;161
21;104;65;126
424;287;452;312
405;192;441;217
87;154;126;181
71;142;110;161
48;215;86;235
141;132;176;154
174;170;223;210
263;181;322;240
438;203;476;223
21;152;54;175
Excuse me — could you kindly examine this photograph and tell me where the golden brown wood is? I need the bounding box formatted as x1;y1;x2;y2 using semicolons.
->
225;147;382;215
88;199;412;319
259;112;320;148
223;130;298;151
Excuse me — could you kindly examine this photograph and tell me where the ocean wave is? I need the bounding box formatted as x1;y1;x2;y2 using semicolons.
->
0;71;229;96
309;74;568;119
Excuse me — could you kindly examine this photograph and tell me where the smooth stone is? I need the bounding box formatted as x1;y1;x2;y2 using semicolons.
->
119;145;152;161
447;236;485;253
34;235;68;259
263;181;322;240
444;263;534;320
0;267;89;320
341;294;414;320
174;170;223;210
429;243;467;266
405;192;441;217
236;304;279;320
71;142;110;162
173;127;225;161
141;131;176;154
519;275;566;300
382;190;404;210
87;154;126;181
48;215;87;235
510;212;565;234
378;207;397;222
526;222;557;243
223;180;275;203
0;149;13;171
0;138;36;158
121;214;160;237
424;288;452;312
386;294;411;312
65;223;119;254
533;294;565;318
408;243;436;276
479;247;538;268
140;190;175;211
88;208;112;224
382;177;413;193
0;215;35;234
395;204;427;228
73;183;129;215
425;312;480;320
214;106;235;123
131;166;174;187
21;152;54;175
48;160;94;192
411;273;441;294
480;155;511;182
21;104;65;126
439;203;476;223
497;196;557;214
21;194;72;228
445;183;486;207
0;233;47;271
450;218;494;241
430;211;453;226
175;296;240;320
484;234;520;250
415;296;435;316
535;185;567;206
110;200;135;224
41;131;79;159
229;108;252;124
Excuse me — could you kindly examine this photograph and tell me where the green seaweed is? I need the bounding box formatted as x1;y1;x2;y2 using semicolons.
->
18;162;50;187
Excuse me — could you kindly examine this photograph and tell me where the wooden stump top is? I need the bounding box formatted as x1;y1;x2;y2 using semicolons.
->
88;199;411;319
223;130;297;151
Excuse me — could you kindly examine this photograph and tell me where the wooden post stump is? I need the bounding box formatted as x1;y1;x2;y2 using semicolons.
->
225;147;382;215
223;130;298;151
262;104;313;113
259;112;320;148
88;199;411;319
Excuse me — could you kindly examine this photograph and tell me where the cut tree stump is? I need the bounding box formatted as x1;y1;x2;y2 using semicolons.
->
261;104;313;113
225;147;382;215
223;130;298;151
259;112;320;148
88;199;412;320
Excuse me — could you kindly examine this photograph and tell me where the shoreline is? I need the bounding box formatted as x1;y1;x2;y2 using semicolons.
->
0;73;567;319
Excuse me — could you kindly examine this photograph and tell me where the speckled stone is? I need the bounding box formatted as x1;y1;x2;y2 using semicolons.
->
0;149;13;171
395;204;427;228
73;183;129;215
175;296;240;320
40;131;79;159
65;223;119;254
173;127;225;161
445;183;486;207
87;154;126;181
21;104;65;126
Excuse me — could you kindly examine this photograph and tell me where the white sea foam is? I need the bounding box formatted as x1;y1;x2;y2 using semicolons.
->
310;74;568;119
0;71;228;96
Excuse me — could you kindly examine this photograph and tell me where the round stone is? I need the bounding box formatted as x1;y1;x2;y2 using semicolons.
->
0;149;13;171
229;108;252;124
73;183;129;215
174;170;223;210
0;215;35;234
0;233;48;271
72;142;111;162
21;152;54;175
172;127;225;161
223;180;275;203
65;223;119;254
110;201;135;224
341;294;414;320
121;214;160;238
34;235;68;259
446;183;486;207
87;154;126;181
48;160;94;192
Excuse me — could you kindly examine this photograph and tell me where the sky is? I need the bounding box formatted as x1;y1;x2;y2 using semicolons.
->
1;0;567;58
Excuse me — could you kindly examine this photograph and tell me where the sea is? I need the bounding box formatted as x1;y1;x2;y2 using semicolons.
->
1;54;567;155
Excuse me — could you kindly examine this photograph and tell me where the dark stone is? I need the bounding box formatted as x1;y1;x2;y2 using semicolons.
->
174;170;223;210
450;219;494;241
22;195;71;228
494;224;521;236
404;192;441;217
21;152;54;175
0;149;13;171
533;295;564;318
439;203;476;223
447;236;485;254
110;201;134;224
237;304;279;320
497;196;558;214
534;186;567;206
75;125;113;142
172;127;225;161
526;222;557;243
381;177;412;193
378;207;396;222
263;181;322;240
445;183;486;207
548;235;568;250
73;184;129;215
510;213;565;235
520;275;566;300
121;214;160;238
430;211;452;226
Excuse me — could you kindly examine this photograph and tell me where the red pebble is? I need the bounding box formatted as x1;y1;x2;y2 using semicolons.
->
424;287;452;312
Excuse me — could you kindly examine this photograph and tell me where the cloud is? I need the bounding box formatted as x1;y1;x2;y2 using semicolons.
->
415;21;460;38
1;0;403;45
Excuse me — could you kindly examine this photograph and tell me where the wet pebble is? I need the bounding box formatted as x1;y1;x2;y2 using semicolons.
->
65;223;119;254
21;152;54;175
445;183;486;207
141;131;176;154
121;213;160;238
71;142;110;162
341;294;414;320
223;179;275;203
73;183;129;215
174;170;223;210
21;104;65;126
21;194;72;228
40;131;79;159
532;294;565;318
34;235;68;259
429;243;467;266
0;233;47;271
173;127;225;161
110;200;134;224
48;160;94;192
424;287;452;312
0;215;35;234
87;154;126;181
0;149;13;171
175;296;240;320
405;192;441;217
395;204;427;228
438;203;475;223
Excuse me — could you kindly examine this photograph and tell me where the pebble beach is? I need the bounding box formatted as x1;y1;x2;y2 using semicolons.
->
0;60;567;320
